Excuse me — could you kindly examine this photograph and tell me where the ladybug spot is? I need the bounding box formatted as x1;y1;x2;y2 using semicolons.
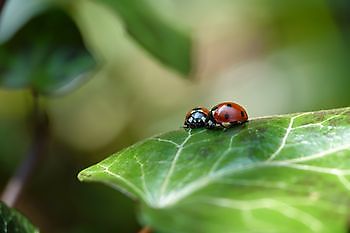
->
224;114;230;119
226;103;232;107
241;111;245;117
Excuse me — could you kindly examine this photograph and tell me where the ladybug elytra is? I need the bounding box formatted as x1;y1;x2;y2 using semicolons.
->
184;107;210;129
207;102;248;128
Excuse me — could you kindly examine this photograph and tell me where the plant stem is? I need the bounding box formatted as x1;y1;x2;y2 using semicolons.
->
0;0;5;13
1;91;49;207
138;226;152;233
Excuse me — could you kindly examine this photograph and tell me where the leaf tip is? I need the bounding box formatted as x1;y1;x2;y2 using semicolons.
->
77;169;91;182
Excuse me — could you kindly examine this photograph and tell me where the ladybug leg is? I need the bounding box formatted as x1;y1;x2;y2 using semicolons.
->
230;121;240;126
205;118;215;129
221;122;232;128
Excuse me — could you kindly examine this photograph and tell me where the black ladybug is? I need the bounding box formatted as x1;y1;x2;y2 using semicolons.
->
183;107;210;129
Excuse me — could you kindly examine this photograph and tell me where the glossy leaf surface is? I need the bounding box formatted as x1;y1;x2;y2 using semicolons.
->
79;107;350;233
0;202;39;233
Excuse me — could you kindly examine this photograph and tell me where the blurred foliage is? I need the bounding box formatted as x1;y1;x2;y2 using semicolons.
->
26;147;139;233
102;0;192;75
0;0;350;232
0;201;38;233
0;0;53;43
0;9;95;94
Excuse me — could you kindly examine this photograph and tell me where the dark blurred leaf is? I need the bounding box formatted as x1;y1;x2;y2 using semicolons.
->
0;9;95;94
0;202;39;233
79;107;350;233
0;0;54;43
0;0;5;13
101;0;192;75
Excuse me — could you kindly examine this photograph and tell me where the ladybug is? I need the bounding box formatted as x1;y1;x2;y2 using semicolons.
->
184;107;210;129
207;101;248;128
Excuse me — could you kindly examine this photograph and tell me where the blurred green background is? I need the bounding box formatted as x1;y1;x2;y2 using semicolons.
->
0;0;349;232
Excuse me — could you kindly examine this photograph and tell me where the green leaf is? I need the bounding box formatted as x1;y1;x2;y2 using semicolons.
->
0;202;39;233
101;0;192;75
78;107;350;233
0;0;53;43
0;9;95;95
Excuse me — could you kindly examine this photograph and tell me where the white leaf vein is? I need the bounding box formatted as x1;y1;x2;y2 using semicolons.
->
199;197;323;232
267;113;308;161
159;129;206;199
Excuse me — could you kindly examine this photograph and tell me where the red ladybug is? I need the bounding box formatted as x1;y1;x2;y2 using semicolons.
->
184;107;210;129
207;102;248;128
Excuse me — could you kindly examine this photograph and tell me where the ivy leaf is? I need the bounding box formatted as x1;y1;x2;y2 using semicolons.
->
101;0;192;75
78;107;350;233
0;202;39;233
0;9;95;95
